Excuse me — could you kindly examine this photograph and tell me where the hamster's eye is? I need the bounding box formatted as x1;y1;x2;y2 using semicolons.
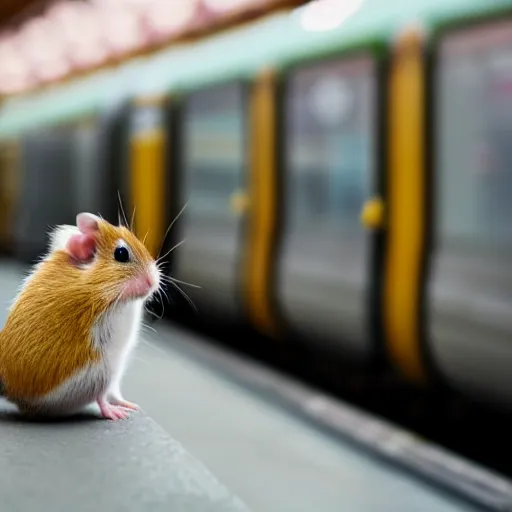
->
114;246;130;263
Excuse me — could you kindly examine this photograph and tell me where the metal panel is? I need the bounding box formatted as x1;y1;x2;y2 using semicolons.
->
278;56;378;357
173;84;247;318
430;21;512;405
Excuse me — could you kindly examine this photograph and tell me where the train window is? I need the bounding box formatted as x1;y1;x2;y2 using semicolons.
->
74;123;100;214
182;84;246;218
437;21;512;246
285;56;376;235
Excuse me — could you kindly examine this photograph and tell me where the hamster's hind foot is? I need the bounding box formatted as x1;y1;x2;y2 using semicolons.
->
108;394;140;411
97;398;131;421
116;399;139;411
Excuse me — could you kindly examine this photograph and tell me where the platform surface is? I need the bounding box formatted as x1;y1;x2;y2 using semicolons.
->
0;399;249;512
0;261;490;512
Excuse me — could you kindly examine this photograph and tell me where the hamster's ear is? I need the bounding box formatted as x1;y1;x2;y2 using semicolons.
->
77;213;100;235
68;213;100;263
66;234;96;263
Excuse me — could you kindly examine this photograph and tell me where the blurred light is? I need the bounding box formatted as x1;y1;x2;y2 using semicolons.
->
0;33;36;94
297;0;364;32
202;0;260;13
144;0;200;40
96;3;147;54
58;2;110;68
46;1;82;43
92;0;153;5
0;76;35;94
15;17;71;81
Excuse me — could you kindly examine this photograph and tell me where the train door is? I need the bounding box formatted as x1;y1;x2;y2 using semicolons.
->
172;83;248;319
14;128;76;262
277;54;382;359
430;19;512;404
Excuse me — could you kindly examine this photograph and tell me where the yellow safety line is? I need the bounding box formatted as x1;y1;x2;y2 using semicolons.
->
385;27;427;383
245;71;279;337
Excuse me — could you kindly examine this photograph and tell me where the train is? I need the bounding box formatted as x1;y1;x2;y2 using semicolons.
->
1;0;512;413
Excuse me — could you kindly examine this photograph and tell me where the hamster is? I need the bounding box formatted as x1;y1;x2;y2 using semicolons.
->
0;212;161;420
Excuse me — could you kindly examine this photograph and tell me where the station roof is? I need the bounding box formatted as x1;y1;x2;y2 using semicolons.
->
1;0;512;137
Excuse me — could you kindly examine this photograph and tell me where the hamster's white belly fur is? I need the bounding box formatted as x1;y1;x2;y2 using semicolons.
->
21;300;143;416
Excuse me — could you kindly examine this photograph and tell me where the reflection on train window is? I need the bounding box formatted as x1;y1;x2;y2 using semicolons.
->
183;84;246;217
437;24;512;246
285;56;376;233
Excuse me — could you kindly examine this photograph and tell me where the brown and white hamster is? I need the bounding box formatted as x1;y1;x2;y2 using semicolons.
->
0;212;161;420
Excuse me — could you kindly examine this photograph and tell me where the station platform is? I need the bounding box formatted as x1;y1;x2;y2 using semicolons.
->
0;261;510;511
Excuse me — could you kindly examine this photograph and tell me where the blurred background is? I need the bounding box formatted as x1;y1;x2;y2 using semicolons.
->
1;0;512;510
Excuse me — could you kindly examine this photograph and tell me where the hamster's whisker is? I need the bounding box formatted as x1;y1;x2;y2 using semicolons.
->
133;355;150;366
159;281;174;306
156;262;171;275
157;240;184;263
141;322;156;334
160;286;171;305
148;290;166;320
168;279;197;314
139;337;167;356
157;288;169;312
165;275;201;289
117;190;129;227
130;207;136;232
156;201;189;260
143;230;150;245
144;306;162;320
